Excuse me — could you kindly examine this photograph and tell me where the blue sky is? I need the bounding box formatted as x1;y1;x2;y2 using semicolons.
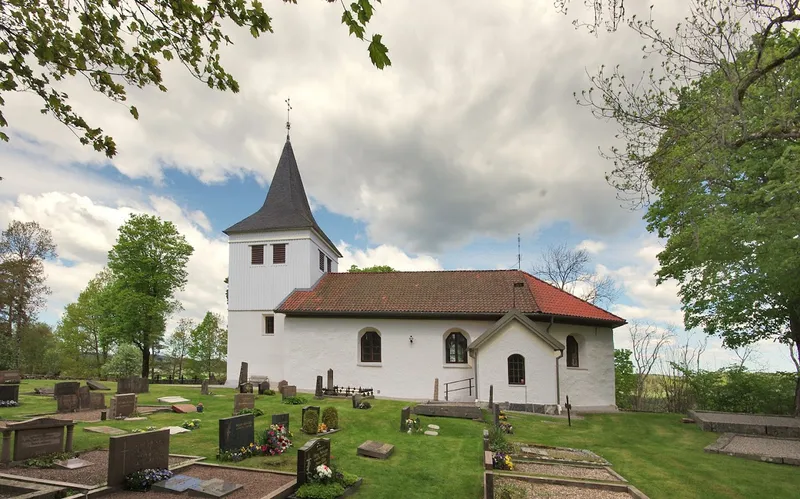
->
0;0;793;373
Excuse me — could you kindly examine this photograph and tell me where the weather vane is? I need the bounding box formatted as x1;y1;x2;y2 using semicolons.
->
285;98;292;139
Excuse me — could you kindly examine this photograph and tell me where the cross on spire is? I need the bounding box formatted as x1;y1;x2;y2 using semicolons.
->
285;98;292;140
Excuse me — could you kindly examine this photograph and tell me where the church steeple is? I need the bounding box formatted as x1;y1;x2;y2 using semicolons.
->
223;138;341;257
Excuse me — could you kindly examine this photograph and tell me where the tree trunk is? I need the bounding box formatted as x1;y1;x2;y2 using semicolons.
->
141;345;150;379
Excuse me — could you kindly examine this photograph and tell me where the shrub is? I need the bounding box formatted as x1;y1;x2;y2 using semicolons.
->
495;482;526;499
283;396;308;405
488;425;513;453
102;344;142;378
303;409;320;434
614;349;636;410
294;482;345;499
321;407;339;429
357;401;371;409
237;407;264;417
181;419;201;430
263;389;277;396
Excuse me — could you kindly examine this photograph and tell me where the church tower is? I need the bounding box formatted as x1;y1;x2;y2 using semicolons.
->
224;136;341;385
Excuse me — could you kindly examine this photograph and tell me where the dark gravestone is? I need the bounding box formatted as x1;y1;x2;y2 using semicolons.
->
327;369;334;391
277;380;288;394
258;381;270;395
201;380;210;395
0;384;19;403
296;438;331;485
218;414;255;452
314;376;324;399
0;370;21;384
110;393;136;418
281;385;297;399
489;385;494;408
272;413;289;431
493;403;500;427
87;389;105;409
86;380;110;391
352;394;362;409
357;440;395;460
54;382;80;398
152;474;203;493
117;376;148;394
107;429;170;486
233;393;255;414
77;386;91;410
57;394;79;413
13;427;64;460
400;406;411;432
238;362;248;387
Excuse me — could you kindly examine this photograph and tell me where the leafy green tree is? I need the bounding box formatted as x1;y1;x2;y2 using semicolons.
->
102;343;143;379
19;322;59;375
0;0;390;156
167;318;193;379
188;312;227;379
56;269;114;377
348;264;396;272
614;349;635;410
106;214;194;378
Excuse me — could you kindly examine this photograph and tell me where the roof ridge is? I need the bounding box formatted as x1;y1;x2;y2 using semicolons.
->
519;270;625;322
334;269;524;275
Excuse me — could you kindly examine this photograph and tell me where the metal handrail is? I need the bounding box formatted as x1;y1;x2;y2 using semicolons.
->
444;377;474;401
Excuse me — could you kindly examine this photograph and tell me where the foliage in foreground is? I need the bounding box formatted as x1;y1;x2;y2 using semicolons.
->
123;468;173;491
295;464;358;499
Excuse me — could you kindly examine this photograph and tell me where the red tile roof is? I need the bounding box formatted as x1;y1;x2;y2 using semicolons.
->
276;270;626;326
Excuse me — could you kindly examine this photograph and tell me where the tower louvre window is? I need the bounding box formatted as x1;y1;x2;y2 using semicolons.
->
319;250;325;271
265;316;275;335
251;245;264;265
273;243;286;264
327;257;332;273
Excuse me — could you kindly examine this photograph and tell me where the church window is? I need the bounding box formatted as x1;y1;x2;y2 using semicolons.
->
508;354;525;385
319;250;325;271
445;332;468;363
272;243;286;264
567;335;579;367
360;330;381;363
264;316;275;335
327;257;332;273
251;245;264;265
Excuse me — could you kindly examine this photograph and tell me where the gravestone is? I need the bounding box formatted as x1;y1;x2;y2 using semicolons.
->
238;362;248;387
327;369;334;391
352;394;362;409
86;380;110;391
152;474;203;493
218;414;254;452
238;382;253;394
433;378;439;402
117;376;148;394
34;387;54;396
277;380;288;393
493;403;500;427
258;381;270;395
107;428;170;486
172;404;197;413
54;381;80;398
489;385;494;408
302;406;320;433
233;393;255;414
0;370;21;384
188;478;244;498
400;406;411;432
281;385;297;399
55;457;93;469
89;392;106;409
159;396;190;404
357;440;395;460
110;393;137;418
84;426;127;435
314;376;324;399
78;386;91;409
57;394;79;413
296;438;331;485
201;380;210;395
2;417;75;463
272;413;290;430
0;384;19;403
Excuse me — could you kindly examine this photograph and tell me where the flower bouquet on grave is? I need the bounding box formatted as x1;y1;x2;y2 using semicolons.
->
492;452;514;471
498;411;508;421
499;421;514;434
196;402;204;413
123;468;174;491
258;424;293;456
318;423;328;433
0;400;18;407
405;418;423;434
293;464;361;499
181;418;201;430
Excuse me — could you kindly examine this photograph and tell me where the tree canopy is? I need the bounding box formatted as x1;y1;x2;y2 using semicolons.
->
0;0;390;156
348;264;396;272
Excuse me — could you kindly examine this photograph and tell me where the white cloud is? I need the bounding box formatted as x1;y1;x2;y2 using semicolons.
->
576;240;607;254
338;242;442;272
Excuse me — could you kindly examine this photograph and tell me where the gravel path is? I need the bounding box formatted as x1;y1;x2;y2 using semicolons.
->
514;463;621;481
724;435;800;460
106;465;294;499
496;478;631;498
2;451;191;486
692;411;800;427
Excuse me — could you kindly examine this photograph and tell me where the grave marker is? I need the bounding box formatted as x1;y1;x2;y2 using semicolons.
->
152;474;203;493
352;394;362;409
493;403;500;427
57;394;79;413
327;369;334;391
277;380;288;393
296;438;331;485
78;386;91;409
188;478;244;498
1;417;75;463
54;381;79;398
0;384;19;403
400;406;411;432
272;413;290;430
281;385;297;399
433;378;439;402
218;414;254;452
238;362;248;387
233;393;255;414
357;440;395;460
238;382;253;394
302;406;320;433
110;393;137;418
258;381;270;395
117;376;148;394
314;376;324;399
86;380;110;391
0;370;21;384
489;385;494;408
89;392;106;410
107;428;170;486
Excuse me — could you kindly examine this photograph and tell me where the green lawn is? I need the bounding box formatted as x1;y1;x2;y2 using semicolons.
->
2;380;799;499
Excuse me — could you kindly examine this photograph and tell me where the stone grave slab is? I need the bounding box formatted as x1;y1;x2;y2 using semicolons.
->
163;426;191;435
188;478;244;498
272;413;290;430
34;387;54;396
87;379;110;390
172;403;197;413
89;392;106;409
116;376;149;394
54;457;93;469
357;440;394;460
424;431;438;436
219;414;255;452
521;446;547;456
57;393;79;413
54;381;80;397
281;385;297;398
124;417;148;421
428;424;440;430
84;425;127;435
0;384;19;402
159;396;190;404
107;428;170;486
297;438;331;485
4;417;75;463
233;393;255;414
153;474;204;494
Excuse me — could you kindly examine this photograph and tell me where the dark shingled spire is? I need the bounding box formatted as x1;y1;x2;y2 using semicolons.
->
223;139;342;257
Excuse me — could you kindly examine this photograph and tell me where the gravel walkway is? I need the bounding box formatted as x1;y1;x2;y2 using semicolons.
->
2;451;191;486
692;411;800;427
105;465;294;499
723;435;800;460
514;463;621;481
496;478;631;498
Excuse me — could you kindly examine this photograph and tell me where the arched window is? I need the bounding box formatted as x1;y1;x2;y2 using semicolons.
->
566;335;579;367
508;354;525;385
360;330;381;363
445;332;468;364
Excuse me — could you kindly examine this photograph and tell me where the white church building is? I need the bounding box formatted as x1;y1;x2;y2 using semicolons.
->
225;137;627;411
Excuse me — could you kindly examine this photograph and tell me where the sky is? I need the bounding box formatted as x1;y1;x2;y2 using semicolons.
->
0;0;793;372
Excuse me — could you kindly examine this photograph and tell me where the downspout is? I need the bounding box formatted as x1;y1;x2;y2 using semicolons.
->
471;349;479;402
547;316;564;409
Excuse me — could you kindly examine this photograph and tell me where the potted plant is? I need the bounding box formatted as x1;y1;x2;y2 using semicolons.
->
196;402;204;413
